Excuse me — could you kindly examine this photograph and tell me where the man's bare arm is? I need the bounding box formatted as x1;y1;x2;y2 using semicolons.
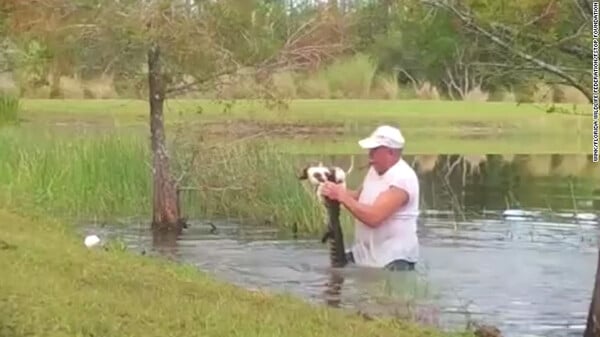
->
339;186;408;228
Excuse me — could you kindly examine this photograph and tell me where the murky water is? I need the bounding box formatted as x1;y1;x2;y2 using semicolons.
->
81;153;599;337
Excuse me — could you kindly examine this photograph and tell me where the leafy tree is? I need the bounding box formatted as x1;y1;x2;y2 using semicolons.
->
422;0;592;102
3;0;349;231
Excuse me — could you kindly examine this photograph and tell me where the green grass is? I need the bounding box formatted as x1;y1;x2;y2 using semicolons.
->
274;132;589;155
20;98;589;129
0;128;152;222
0;93;19;126
0;127;361;235
18;98;593;155
0;209;472;337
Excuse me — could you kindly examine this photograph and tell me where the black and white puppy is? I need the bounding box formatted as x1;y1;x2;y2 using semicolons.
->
298;157;354;204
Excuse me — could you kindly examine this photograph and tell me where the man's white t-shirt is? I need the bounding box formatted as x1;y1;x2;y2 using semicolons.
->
350;158;420;268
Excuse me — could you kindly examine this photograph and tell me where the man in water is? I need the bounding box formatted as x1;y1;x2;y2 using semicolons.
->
320;125;420;271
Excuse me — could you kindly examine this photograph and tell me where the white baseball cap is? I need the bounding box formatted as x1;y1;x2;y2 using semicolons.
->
358;125;405;149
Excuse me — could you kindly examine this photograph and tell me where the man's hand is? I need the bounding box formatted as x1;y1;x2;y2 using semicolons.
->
320;181;346;201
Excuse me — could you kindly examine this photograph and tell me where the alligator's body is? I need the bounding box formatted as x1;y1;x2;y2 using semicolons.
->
320;196;347;268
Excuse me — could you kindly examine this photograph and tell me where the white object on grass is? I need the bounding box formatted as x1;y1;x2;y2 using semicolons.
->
84;234;101;248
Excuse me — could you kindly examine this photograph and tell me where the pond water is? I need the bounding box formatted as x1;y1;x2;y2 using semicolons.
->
81;153;599;337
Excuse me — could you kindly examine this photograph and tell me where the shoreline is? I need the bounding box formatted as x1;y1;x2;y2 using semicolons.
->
0;208;474;337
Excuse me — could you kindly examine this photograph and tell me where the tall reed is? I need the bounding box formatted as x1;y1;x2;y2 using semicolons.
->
0;129;151;221
0;93;19;126
0;127;355;236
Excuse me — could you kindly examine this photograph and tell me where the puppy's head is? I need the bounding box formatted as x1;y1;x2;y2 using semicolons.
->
299;165;330;186
298;162;320;180
325;167;338;183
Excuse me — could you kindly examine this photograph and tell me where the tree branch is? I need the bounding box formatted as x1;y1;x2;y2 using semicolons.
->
573;0;591;20
471;62;588;73
491;22;592;60
422;0;593;102
165;67;238;97
580;0;594;16
523;1;556;28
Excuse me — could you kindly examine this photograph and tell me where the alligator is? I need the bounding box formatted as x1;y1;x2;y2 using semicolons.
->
320;196;348;268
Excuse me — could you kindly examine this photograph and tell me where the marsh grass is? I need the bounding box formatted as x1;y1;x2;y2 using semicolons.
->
0;93;19;126
173;136;356;235
0;127;356;235
0;129;151;221
0;210;471;337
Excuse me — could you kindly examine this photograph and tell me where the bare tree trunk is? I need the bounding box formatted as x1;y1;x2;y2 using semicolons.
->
49;59;62;99
147;42;182;232
585;246;600;337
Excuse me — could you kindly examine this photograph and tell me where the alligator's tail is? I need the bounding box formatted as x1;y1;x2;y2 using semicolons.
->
323;198;347;268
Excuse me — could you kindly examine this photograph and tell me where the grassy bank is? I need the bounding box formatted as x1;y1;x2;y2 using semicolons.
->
17;98;593;154
20;98;589;131
0;209;471;337
275;132;589;155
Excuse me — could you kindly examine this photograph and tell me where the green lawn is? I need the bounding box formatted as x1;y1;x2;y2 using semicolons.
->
274;132;589;154
20;98;589;126
17;98;593;154
0;209;472;337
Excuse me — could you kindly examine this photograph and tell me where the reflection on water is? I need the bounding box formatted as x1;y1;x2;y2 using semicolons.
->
321;153;600;214
81;153;599;337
